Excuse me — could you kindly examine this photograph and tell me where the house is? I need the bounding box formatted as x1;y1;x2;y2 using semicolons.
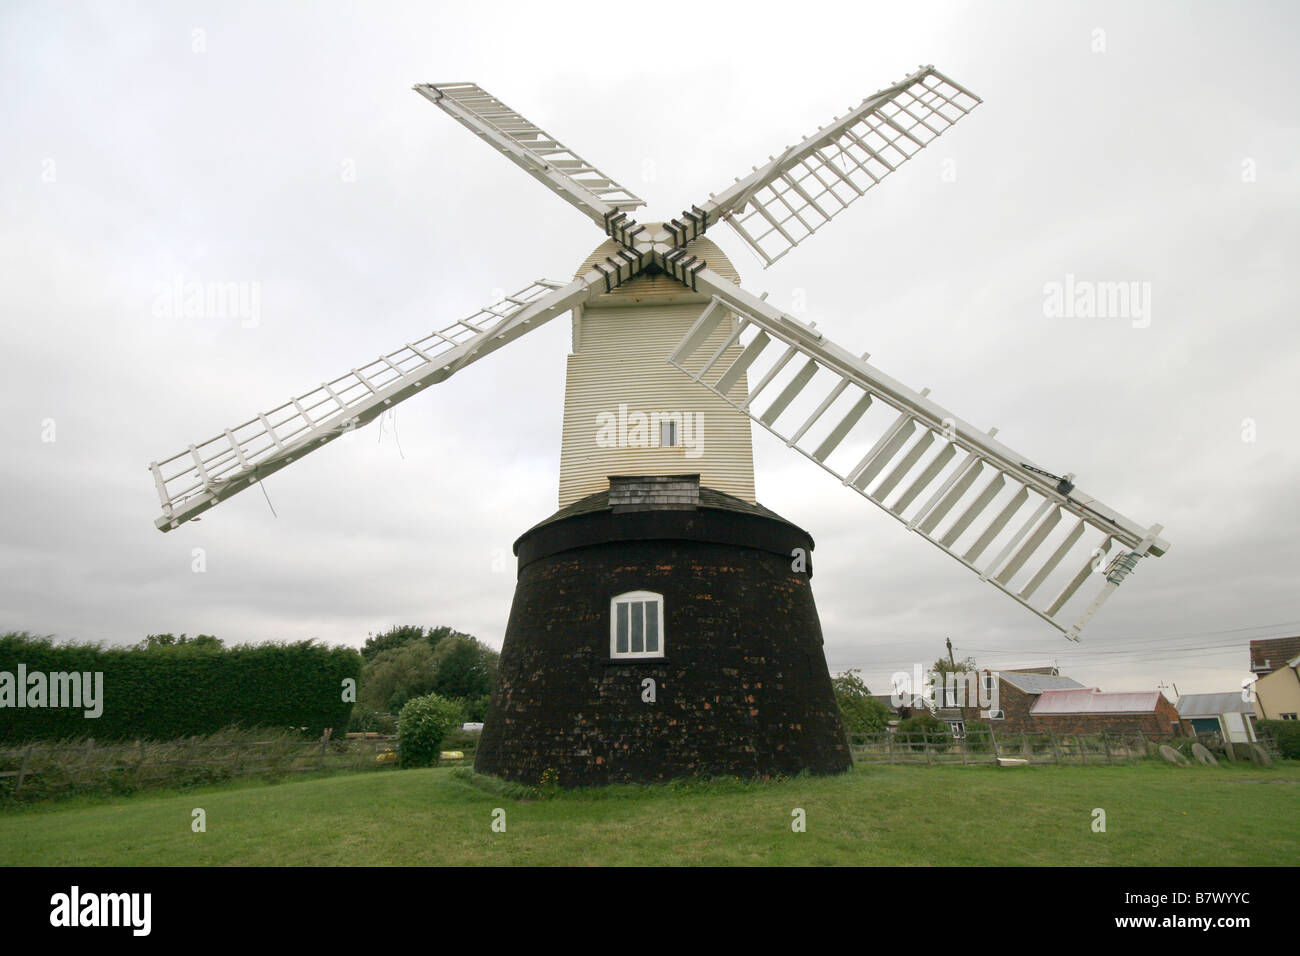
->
956;670;1182;736
1029;688;1183;736
956;669;1086;731
1248;638;1300;722
1175;692;1257;743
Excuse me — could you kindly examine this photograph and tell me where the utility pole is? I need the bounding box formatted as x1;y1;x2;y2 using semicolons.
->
946;637;956;669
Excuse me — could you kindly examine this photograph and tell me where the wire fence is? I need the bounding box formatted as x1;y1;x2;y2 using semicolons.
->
849;728;1163;766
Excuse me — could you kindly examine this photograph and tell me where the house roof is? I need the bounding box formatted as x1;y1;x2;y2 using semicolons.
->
1176;693;1256;717
1030;688;1163;715
1249;636;1300;674
998;672;1085;695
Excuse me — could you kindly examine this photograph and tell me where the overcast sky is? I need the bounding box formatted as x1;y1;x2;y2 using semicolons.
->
2;0;1297;700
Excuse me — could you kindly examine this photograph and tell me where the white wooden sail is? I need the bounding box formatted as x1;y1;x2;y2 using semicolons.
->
667;267;1169;640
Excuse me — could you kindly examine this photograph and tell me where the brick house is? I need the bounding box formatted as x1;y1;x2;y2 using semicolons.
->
955;670;1085;731
1029;688;1183;736
956;669;1182;737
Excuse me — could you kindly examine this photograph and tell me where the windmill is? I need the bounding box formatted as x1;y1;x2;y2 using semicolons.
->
148;66;1168;785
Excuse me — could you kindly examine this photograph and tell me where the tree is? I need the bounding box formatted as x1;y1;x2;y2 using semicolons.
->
359;640;438;713
831;670;892;736
357;626;501;714
930;652;978;707
429;634;497;700
361;625;429;662
360;624;478;661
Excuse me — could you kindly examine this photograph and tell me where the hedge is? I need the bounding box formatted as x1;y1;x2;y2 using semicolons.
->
1256;719;1300;760
0;633;361;742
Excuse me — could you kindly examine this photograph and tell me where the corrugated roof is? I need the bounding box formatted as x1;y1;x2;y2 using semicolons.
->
1030;688;1163;715
998;672;1085;695
1249;636;1300;673
1176;693;1256;717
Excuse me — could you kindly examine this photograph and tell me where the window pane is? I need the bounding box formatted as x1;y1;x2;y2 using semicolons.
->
631;602;644;653
616;602;629;654
645;601;659;653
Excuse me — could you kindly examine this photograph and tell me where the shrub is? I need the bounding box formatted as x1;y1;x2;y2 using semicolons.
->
963;719;992;753
1256;720;1300;760
396;694;462;768
896;711;945;751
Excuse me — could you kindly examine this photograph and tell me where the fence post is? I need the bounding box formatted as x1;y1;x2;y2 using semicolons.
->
887;731;894;764
960;731;968;766
15;744;33;792
1102;732;1113;765
988;724;1000;762
134;739;147;784
1049;731;1062;765
923;729;933;766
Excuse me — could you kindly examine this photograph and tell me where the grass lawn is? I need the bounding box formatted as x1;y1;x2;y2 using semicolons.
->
1;761;1296;866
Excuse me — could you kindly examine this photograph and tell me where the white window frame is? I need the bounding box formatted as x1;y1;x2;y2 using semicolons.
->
610;591;665;660
660;419;679;448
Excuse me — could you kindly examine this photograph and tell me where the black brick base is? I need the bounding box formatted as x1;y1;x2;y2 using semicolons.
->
475;493;852;787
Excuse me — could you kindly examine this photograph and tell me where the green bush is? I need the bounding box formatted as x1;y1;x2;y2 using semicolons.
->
896;711;945;751
1256;720;1300;759
396;694;462;768
963;719;992;753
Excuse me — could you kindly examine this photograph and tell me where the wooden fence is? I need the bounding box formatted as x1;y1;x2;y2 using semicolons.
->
0;734;471;798
849;727;1160;766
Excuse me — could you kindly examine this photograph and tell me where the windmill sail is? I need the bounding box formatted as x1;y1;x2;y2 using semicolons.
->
668;268;1168;640
415;82;646;230
667;66;980;265
148;278;593;532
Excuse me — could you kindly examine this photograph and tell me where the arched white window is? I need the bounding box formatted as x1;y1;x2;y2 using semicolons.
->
610;591;664;659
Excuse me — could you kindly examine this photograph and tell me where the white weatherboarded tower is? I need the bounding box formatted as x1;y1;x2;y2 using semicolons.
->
559;234;754;506
148;66;1169;647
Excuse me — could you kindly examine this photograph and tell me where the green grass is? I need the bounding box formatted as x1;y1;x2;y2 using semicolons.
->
2;761;1296;866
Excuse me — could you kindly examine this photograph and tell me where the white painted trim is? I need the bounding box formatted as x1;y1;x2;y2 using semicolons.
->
610;590;665;659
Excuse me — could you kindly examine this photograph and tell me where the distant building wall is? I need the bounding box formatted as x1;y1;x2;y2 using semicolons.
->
1255;665;1300;720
